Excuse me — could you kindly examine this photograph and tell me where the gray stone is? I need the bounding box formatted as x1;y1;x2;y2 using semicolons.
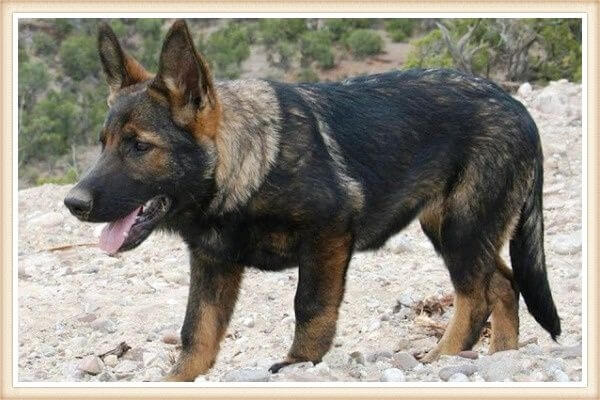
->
242;316;255;328
457;350;478;360
40;343;56;357
104;354;118;368
391;352;419;371
381;368;405;382
90;319;116;333
223;367;270;382
552;232;582;255
551;369;570;382
34;212;64;228
367;351;393;363
517;82;533;97
439;364;477;381
549;343;582;359
448;373;470;382
98;371;116;382
161;331;180;345
78;355;104;375
477;350;521;381
349;351;366;366
143;352;157;367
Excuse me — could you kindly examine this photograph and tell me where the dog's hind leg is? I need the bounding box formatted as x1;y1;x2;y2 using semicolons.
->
488;257;519;353
269;231;353;373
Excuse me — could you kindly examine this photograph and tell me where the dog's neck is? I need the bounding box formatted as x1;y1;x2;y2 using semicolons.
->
207;80;282;213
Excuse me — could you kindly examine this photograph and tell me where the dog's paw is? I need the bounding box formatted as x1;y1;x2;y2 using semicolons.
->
268;361;293;374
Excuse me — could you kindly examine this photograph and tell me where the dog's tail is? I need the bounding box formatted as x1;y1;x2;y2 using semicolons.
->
509;156;561;340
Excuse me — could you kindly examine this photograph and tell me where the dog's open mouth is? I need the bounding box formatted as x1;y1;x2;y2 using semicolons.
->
99;195;171;254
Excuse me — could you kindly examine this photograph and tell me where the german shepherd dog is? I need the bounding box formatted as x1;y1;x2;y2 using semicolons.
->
64;20;561;381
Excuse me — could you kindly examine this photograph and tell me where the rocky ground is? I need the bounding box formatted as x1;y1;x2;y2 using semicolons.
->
17;80;583;383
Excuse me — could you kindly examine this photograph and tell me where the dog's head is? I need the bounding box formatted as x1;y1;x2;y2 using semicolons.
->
64;20;220;254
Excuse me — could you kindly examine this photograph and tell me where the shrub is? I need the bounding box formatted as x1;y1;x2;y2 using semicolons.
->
384;19;415;42
296;67;319;83
36;166;79;186
203;24;251;79
324;18;377;42
404;29;454;69
259;19;307;48
19;59;50;103
59;34;99;81
32;32;55;56
345;29;383;59
299;30;335;69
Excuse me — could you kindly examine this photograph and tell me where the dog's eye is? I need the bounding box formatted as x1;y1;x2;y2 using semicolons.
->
133;140;152;153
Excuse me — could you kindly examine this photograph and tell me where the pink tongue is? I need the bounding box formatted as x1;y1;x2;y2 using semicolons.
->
99;207;141;254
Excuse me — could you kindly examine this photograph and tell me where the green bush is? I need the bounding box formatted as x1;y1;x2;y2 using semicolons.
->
296;67;319;83
299;30;335;69
404;29;454;69
203;24;251;79
32;32;54;56
324;18;377;42
259;19;307;48
534;19;582;82
19;60;49;103
384;19;415;42
36;166;79;186
345;29;383;59
59;34;99;81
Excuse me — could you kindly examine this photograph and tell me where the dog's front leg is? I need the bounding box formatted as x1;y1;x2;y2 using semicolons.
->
270;231;353;373
165;252;244;382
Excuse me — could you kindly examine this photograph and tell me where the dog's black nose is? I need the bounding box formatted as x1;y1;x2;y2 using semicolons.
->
64;187;93;219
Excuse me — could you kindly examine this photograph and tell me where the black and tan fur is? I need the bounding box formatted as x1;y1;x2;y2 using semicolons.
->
64;20;561;381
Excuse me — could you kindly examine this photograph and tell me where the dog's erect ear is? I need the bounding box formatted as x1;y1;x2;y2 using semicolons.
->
98;22;152;105
149;19;217;132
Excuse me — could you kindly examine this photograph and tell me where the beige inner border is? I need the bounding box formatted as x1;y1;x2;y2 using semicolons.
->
1;1;598;399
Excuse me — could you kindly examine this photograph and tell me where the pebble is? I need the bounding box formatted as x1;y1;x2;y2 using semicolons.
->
439;364;477;381
242;316;255;328
90;319;117;333
281;316;295;325
349;351;366;366
552;232;582;255
97;371;115;382
391;352;418;371
448;373;469;382
549;343;582;359
367;351;392;363
78;355;104;375
40;343;56;357
18;265;31;279
477;350;521;381
457;350;478;360
104;354;118;368
550;369;570;382
33;212;64;228
517;82;533;97
143;352;158;367
381;368;405;382
161;331;180;345
223;367;270;382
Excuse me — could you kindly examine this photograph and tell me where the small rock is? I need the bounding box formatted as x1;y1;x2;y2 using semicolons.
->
223;367;270;382
366;319;381;332
392;352;419;370
448;373;470;382
98;371;115;382
549;343;582;359
78;313;97;323
242;316;255;328
78;355;104;375
34;212;64;228
381;368;405;382
194;375;207;382
104;354;118;368
457;350;478;360
18;265;31;279
439;364;478;381
552;232;582;255
143;352;157;367
349;351;366;366
477;350;521;381
114;360;139;374
394;338;411;351
281;316;295;325
91;319;116;333
517;82;533;97
551;369;570;382
161;331;180;345
367;351;392;363
40;343;56;357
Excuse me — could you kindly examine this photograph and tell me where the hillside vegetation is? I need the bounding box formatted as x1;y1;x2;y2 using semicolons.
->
18;18;581;187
